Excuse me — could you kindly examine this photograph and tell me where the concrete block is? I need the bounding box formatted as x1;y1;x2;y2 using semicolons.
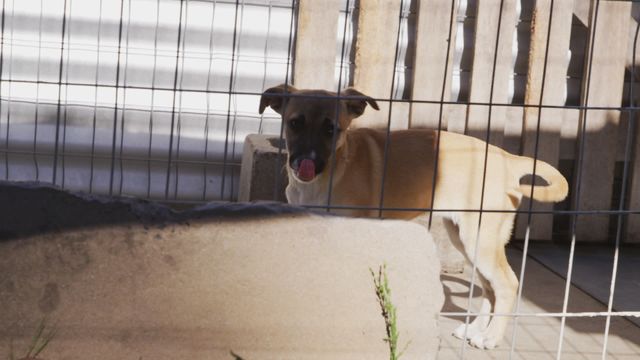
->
413;215;466;274
238;134;288;202
0;183;444;360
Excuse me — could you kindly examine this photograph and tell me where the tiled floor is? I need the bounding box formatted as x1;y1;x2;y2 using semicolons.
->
523;242;640;327
436;247;640;359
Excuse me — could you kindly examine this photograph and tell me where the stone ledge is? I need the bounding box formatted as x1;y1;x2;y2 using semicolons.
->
0;183;444;360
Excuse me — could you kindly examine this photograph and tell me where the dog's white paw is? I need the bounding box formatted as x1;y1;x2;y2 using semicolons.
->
469;333;499;350
452;323;481;340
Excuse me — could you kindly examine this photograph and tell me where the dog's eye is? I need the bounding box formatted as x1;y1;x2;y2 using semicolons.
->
324;119;338;136
289;117;304;131
326;124;334;136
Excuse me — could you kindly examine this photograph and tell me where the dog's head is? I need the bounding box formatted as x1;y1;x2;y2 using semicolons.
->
259;84;379;183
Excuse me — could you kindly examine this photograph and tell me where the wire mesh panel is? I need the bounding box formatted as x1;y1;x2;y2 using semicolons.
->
259;0;640;358
0;0;295;202
1;0;640;358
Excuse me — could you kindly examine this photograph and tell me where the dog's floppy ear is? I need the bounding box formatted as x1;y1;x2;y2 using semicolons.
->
342;88;379;118
259;84;297;115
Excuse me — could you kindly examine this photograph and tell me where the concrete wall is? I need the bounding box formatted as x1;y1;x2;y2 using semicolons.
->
0;183;444;360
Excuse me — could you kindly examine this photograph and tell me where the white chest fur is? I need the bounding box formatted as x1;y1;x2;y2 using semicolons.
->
285;177;330;207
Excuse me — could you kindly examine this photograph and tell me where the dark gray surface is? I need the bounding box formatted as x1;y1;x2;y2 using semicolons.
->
0;181;309;241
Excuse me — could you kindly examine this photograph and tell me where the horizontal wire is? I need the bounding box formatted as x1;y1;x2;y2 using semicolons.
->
0;96;266;119
2;45;291;70
299;203;639;215
1;78;639;112
440;311;640;318
0;147;241;167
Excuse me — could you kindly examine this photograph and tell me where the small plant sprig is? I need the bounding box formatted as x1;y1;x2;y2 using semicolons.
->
371;265;410;360
229;350;246;360
8;317;56;360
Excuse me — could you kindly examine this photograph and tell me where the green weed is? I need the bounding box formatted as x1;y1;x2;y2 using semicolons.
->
7;317;56;360
371;265;410;360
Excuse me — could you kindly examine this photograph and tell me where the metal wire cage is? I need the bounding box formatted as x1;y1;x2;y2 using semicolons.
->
0;0;639;358
0;0;298;203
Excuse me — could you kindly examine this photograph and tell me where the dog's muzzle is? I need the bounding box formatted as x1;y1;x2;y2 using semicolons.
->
290;157;319;182
297;159;316;181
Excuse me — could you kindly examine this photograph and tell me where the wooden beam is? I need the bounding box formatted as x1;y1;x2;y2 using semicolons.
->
409;0;458;130
464;0;518;146
574;0;630;241
515;0;574;241
293;0;340;90
352;0;407;129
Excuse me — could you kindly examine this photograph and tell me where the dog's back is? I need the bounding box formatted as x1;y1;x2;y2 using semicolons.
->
327;127;437;219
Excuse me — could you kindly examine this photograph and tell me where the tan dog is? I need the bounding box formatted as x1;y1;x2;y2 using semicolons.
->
259;84;569;349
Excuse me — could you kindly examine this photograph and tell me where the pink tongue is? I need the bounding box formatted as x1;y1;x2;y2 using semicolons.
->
298;159;316;181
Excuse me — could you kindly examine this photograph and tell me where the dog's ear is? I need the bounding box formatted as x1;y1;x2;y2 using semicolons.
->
259;84;297;115
342;88;379;118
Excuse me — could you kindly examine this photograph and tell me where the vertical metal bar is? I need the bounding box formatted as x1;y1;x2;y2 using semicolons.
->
220;0;241;201
324;0;352;210
0;0;5;180
118;0;134;196
225;0;245;201
32;0;45;181
423;4;459;349
108;0;126;196
427;0;458;229
61;0;74;190
376;0;406;218
163;0;185;200
271;0;296;202
509;1;556;357
3;0;15;181
89;0;105;193
460;0;506;356
174;0;191;200
202;0;218;201
257;2;273;135
229;0;247;201
556;0;602;357
600;19;640;360
147;0;161;199
52;0;70;186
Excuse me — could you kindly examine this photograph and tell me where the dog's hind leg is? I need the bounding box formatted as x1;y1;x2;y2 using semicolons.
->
470;214;518;349
442;218;495;341
469;247;518;349
456;213;519;349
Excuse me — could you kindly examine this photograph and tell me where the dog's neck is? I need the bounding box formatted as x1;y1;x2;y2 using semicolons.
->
285;147;348;207
285;165;328;206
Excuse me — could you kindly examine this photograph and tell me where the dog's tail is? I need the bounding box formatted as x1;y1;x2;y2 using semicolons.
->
511;155;569;203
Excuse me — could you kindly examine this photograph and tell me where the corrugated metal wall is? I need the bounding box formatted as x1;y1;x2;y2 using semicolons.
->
0;0;293;202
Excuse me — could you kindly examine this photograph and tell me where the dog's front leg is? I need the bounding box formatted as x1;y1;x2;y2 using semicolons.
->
452;274;494;341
